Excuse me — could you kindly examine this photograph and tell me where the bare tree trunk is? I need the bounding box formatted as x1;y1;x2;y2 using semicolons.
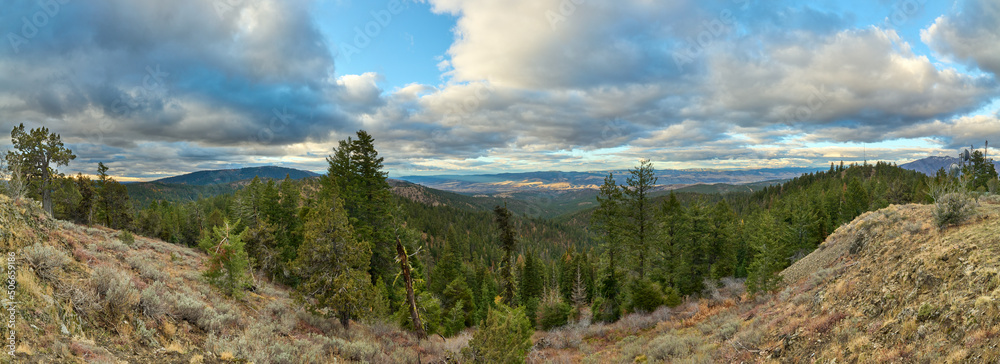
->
397;234;426;339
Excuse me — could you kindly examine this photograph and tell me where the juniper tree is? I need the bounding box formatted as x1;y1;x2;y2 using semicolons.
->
293;193;376;327
7;124;76;215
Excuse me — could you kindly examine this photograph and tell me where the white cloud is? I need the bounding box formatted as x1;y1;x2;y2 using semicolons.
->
922;0;1000;76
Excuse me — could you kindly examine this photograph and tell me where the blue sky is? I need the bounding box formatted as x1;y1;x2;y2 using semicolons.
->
0;0;998;180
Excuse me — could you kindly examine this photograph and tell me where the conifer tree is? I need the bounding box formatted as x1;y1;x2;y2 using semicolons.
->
6;124;76;215
73;173;96;225
293;192;376;327
326;131;395;286
199;219;251;297
593;173;624;304
746;210;792;295
624;159;657;279
494;204;517;304
708;199;737;280
962;149;998;191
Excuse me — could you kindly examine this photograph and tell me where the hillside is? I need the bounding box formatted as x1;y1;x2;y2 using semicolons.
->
126;182;241;208
0;194;463;363
152;167;319;186
528;197;1000;362
389;179;599;218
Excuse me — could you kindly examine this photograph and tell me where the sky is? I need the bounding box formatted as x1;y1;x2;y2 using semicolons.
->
1;0;999;181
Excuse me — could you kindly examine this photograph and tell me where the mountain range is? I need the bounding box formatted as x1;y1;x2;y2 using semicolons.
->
899;155;1000;175
152;166;320;185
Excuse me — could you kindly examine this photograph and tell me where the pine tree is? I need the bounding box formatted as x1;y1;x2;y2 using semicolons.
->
746;210;791;295
708;199;736;280
199;219;251;297
659;192;688;288
962;149;998;191
73;173;96;225
326;131;395;286
624;159;657;279
494;204;517;304
593;173;624;305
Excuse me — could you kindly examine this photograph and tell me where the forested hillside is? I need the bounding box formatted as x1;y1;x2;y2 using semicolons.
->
4;123;997;362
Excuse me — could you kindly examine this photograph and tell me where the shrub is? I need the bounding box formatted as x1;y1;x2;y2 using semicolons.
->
465;302;533;363
917;303;939;322
173;289;209;327
536;292;571;330
934;192;977;228
119;230;135;245
91;265;139;323
23;243;70;281
648;333;697;360
126;254;167;281
204;301;243;334
627;278;664;313
139;281;170;318
591;296;621;324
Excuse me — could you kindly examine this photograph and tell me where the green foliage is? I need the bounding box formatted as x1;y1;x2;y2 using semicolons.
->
962;149;998;191
745;211;790;295
494;204;518;304
591;296;621;323
623;159;657;279
119;230;135;246
536;292;571;330
626;278;665;313
199;219;251;297
519;250;544;310
6;123;77;215
326;130;396;286
96;163;134;231
293;194;376;326
465;302;534;364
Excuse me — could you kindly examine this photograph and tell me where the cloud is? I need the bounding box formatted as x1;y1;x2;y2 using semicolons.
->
698;27;997;128
894;113;1000;149
0;0;353;152
922;0;1000;76
1;0;999;179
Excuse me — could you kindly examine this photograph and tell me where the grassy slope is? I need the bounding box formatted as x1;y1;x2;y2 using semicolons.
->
527;198;1000;363
1;194;465;364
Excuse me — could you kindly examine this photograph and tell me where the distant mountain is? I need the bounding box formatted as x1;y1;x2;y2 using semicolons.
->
126;181;241;208
900;156;1000;176
398;168;818;194
152;166;320;186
